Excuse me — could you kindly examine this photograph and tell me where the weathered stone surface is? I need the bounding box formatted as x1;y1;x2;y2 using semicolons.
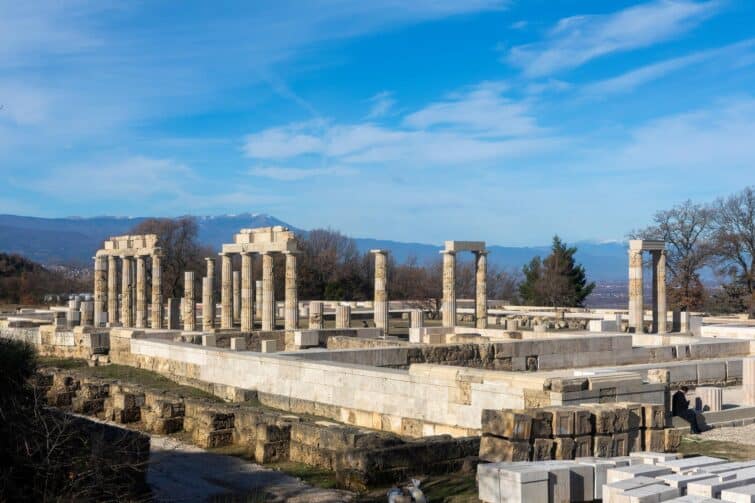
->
479;435;530;462
532;438;554;460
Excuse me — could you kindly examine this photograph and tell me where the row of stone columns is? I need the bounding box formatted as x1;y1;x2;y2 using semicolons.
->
441;250;488;329
184;251;299;332
93;252;163;329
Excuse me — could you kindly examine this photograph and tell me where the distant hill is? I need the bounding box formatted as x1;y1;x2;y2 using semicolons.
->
0;214;630;280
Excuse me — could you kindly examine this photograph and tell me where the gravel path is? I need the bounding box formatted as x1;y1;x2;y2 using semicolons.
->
148;435;354;502
694;423;755;445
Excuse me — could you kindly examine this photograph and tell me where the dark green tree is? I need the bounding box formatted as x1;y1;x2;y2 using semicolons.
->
519;236;595;307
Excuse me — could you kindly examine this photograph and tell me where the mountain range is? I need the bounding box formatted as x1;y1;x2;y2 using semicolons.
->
0;213;630;280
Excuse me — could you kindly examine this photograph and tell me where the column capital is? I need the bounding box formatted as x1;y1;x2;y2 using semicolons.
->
475;250;489;257
439;249;456;256
152;247;163;258
240;250;253;256
283;250;300;256
370;249;389;255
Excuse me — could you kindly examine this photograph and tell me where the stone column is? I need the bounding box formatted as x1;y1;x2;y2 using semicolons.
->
628;248;644;333
371;249;389;335
309;301;323;329
233;270;241;324
135;255;147;328
220;253;233;329
205;257;215;292
167;298;180;329
441;250;456;328
107;255;118;325
656;250;667;334
335;305;351;329
120;256;133;327
410;309;424;328
183;271;196;331
151;252;163;329
241;252;254;332
93;255;107;327
255;280;263;320
261;252;275;331
202;276;214;331
475;251;488;329
744;357;755;407
284;252;299;330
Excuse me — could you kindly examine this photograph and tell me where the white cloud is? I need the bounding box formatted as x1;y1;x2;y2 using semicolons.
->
508;0;721;77
366;91;395;119
581;38;755;97
243;81;562;167
250;165;357;181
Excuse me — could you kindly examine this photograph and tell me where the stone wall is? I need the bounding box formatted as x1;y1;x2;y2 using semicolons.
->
40;367;478;490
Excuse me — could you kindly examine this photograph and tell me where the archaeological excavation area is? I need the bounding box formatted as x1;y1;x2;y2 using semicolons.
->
5;228;755;501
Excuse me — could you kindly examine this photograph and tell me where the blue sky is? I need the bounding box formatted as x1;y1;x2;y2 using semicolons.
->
1;0;754;246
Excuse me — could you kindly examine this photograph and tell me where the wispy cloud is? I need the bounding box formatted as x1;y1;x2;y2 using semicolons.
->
581;38;755;97
508;0;721;77
243;81;562;168
366;91;395;119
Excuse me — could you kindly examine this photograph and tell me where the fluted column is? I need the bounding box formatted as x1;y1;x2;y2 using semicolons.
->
205;257;215;293
475;251;488;329
629;248;644;332
183;271;196;331
410;309;424;328
371;249;389;335
441;250;456;328
107;255;118;325
255;280;263;320
151;252;163;328
202;276;214;331
135;255;147;328
120;256;133;327
93;255;107;327
335;305;351;329
309;301;323;329
241;252;254;332
220;253;233;329
233;270;241;324
745;357;755;407
284;251;299;330
261;252;275;331
656;250;667;334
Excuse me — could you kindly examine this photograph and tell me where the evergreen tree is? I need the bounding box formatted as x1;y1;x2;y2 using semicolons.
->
518;236;595;307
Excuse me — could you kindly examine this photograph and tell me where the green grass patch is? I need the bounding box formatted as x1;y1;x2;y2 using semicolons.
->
268;462;338;490
38;356;88;369
46;363;221;401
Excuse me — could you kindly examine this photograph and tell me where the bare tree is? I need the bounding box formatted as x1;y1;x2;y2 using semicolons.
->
129;217;215;299
713;186;755;317
631;200;715;310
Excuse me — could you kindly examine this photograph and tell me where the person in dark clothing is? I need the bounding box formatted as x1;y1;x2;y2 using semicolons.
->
672;386;703;433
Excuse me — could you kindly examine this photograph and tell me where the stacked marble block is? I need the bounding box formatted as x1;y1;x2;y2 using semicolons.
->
479;452;755;503
480;402;680;464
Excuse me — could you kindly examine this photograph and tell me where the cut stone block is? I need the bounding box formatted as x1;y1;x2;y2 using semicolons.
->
613;432;630;457
595;435;614;457
481;409;532;441
529;410;554;439
643;404;666;429
554;437;575;460
602;476;663;503
720;483;755;503
260;339;277;353
479;435;530;462
545;406;576;437
665;429;682;453
532;438;554;461
659;456;728;473
620;483;679;503
497;463;550;503
644;429;666;453
630;452;682;465
202;334;216;347
230;337;247;351
574;435;593;458
577;456;630;500
606;464;673;484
